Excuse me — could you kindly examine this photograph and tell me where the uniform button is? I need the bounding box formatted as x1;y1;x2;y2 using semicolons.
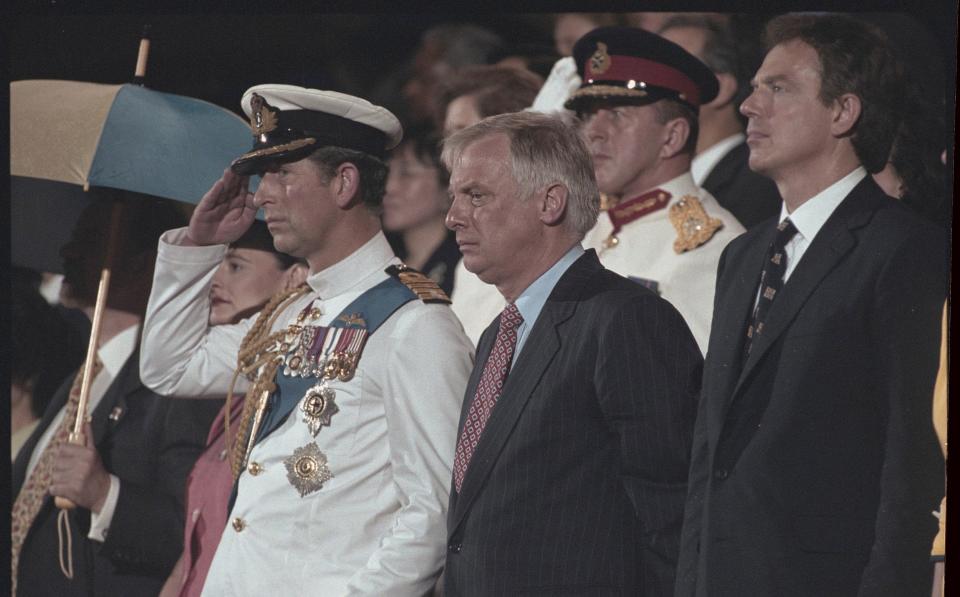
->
219;449;228;461
248;461;264;476
448;543;462;554
192;508;201;522
714;468;729;481
232;517;247;532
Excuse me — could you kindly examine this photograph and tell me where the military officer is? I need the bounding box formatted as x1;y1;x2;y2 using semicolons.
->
568;27;745;353
139;85;474;596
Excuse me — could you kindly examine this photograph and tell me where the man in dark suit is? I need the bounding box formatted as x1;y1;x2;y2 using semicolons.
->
658;15;781;229
441;111;703;595
675;15;946;596
11;192;220;597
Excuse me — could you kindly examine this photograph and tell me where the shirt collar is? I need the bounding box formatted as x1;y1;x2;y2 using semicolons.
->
691;133;746;186
305;232;396;298
98;324;140;378
513;244;585;329
779;166;866;243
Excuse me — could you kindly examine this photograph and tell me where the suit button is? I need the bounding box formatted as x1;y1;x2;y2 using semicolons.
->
248;461;264;476
232;517;247;532
448;542;462;554
714;468;729;480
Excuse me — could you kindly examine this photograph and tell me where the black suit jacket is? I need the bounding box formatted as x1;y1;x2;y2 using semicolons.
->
701;141;781;229
675;177;946;597
444;250;703;596
12;349;221;597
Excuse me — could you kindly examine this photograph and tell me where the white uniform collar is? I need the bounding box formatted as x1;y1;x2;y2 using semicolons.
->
305;231;396;298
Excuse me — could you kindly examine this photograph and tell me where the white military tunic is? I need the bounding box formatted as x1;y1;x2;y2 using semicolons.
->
583;172;745;353
140;229;474;596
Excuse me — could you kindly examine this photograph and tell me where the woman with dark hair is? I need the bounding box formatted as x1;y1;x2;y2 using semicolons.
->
381;125;461;295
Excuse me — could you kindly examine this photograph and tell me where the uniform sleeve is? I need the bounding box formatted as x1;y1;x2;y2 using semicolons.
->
140;227;254;398
595;292;703;597
343;304;474;596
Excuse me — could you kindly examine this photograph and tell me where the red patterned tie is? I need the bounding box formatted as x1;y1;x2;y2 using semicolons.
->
453;304;523;493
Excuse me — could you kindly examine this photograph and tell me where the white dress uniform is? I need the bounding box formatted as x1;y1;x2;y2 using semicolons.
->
140;228;474;596
450;174;743;353
582;172;745;354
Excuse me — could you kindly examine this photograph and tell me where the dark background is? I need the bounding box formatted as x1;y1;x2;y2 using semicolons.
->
6;5;956;124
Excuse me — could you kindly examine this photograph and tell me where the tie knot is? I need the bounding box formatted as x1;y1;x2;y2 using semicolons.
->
500;303;523;330
774;218;798;247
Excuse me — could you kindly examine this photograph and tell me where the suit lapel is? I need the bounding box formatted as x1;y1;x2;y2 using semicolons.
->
708;227;774;424
728;180;877;405
450;252;600;534
90;350;142;445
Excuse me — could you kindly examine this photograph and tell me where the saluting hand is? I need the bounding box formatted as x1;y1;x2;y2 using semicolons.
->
49;422;111;513
187;167;257;246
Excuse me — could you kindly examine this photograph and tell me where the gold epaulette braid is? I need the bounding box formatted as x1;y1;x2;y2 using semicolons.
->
224;283;310;481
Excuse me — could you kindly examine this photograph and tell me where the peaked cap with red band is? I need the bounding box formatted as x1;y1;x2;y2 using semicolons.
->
565;26;718;112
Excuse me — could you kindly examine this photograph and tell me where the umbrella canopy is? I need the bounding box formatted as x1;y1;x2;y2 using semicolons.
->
11;79;252;202
11;79;257;273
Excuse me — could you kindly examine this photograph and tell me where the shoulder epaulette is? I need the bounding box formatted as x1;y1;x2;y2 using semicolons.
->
385;264;451;304
669;195;724;254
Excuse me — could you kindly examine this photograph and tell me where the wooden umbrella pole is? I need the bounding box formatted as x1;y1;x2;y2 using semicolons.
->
55;200;124;510
54;268;111;511
133;25;151;84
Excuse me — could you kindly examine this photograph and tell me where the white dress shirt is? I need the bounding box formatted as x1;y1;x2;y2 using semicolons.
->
26;324;140;542
779;166;866;283
140;228;474;596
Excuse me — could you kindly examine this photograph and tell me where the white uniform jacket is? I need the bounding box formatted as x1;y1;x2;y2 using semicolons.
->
583;173;744;353
140;229;474;596
451;174;744;353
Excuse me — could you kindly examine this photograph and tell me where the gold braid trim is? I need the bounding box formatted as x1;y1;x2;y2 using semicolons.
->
224;284;311;481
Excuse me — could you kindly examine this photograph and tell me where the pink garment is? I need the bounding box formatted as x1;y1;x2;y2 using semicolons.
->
177;400;242;597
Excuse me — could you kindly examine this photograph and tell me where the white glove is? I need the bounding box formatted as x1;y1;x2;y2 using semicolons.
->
528;56;581;115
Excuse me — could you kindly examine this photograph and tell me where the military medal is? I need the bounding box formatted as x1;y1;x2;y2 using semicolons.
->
300;381;339;437
284;442;333;497
669;195;723;254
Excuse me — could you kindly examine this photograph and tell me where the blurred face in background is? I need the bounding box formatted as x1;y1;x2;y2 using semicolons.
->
209;247;303;325
554;14;600;57
444;95;483;137
382;142;448;233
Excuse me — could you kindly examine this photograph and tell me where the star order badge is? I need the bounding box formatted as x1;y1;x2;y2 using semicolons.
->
669;195;723;254
284;442;333;498
300;382;339;437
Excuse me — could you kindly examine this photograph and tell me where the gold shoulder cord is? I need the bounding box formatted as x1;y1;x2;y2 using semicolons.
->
224;284;310;481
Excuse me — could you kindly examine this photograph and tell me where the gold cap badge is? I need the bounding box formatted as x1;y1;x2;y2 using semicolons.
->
248;93;279;139
590;42;611;76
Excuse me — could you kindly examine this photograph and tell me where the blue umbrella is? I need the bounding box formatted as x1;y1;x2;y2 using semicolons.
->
11;79;256;273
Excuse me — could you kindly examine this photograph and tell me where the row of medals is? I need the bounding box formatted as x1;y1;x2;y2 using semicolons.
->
270;304;367;496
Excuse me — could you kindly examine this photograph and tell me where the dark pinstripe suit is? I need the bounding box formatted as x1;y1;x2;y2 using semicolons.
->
444;250;703;596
